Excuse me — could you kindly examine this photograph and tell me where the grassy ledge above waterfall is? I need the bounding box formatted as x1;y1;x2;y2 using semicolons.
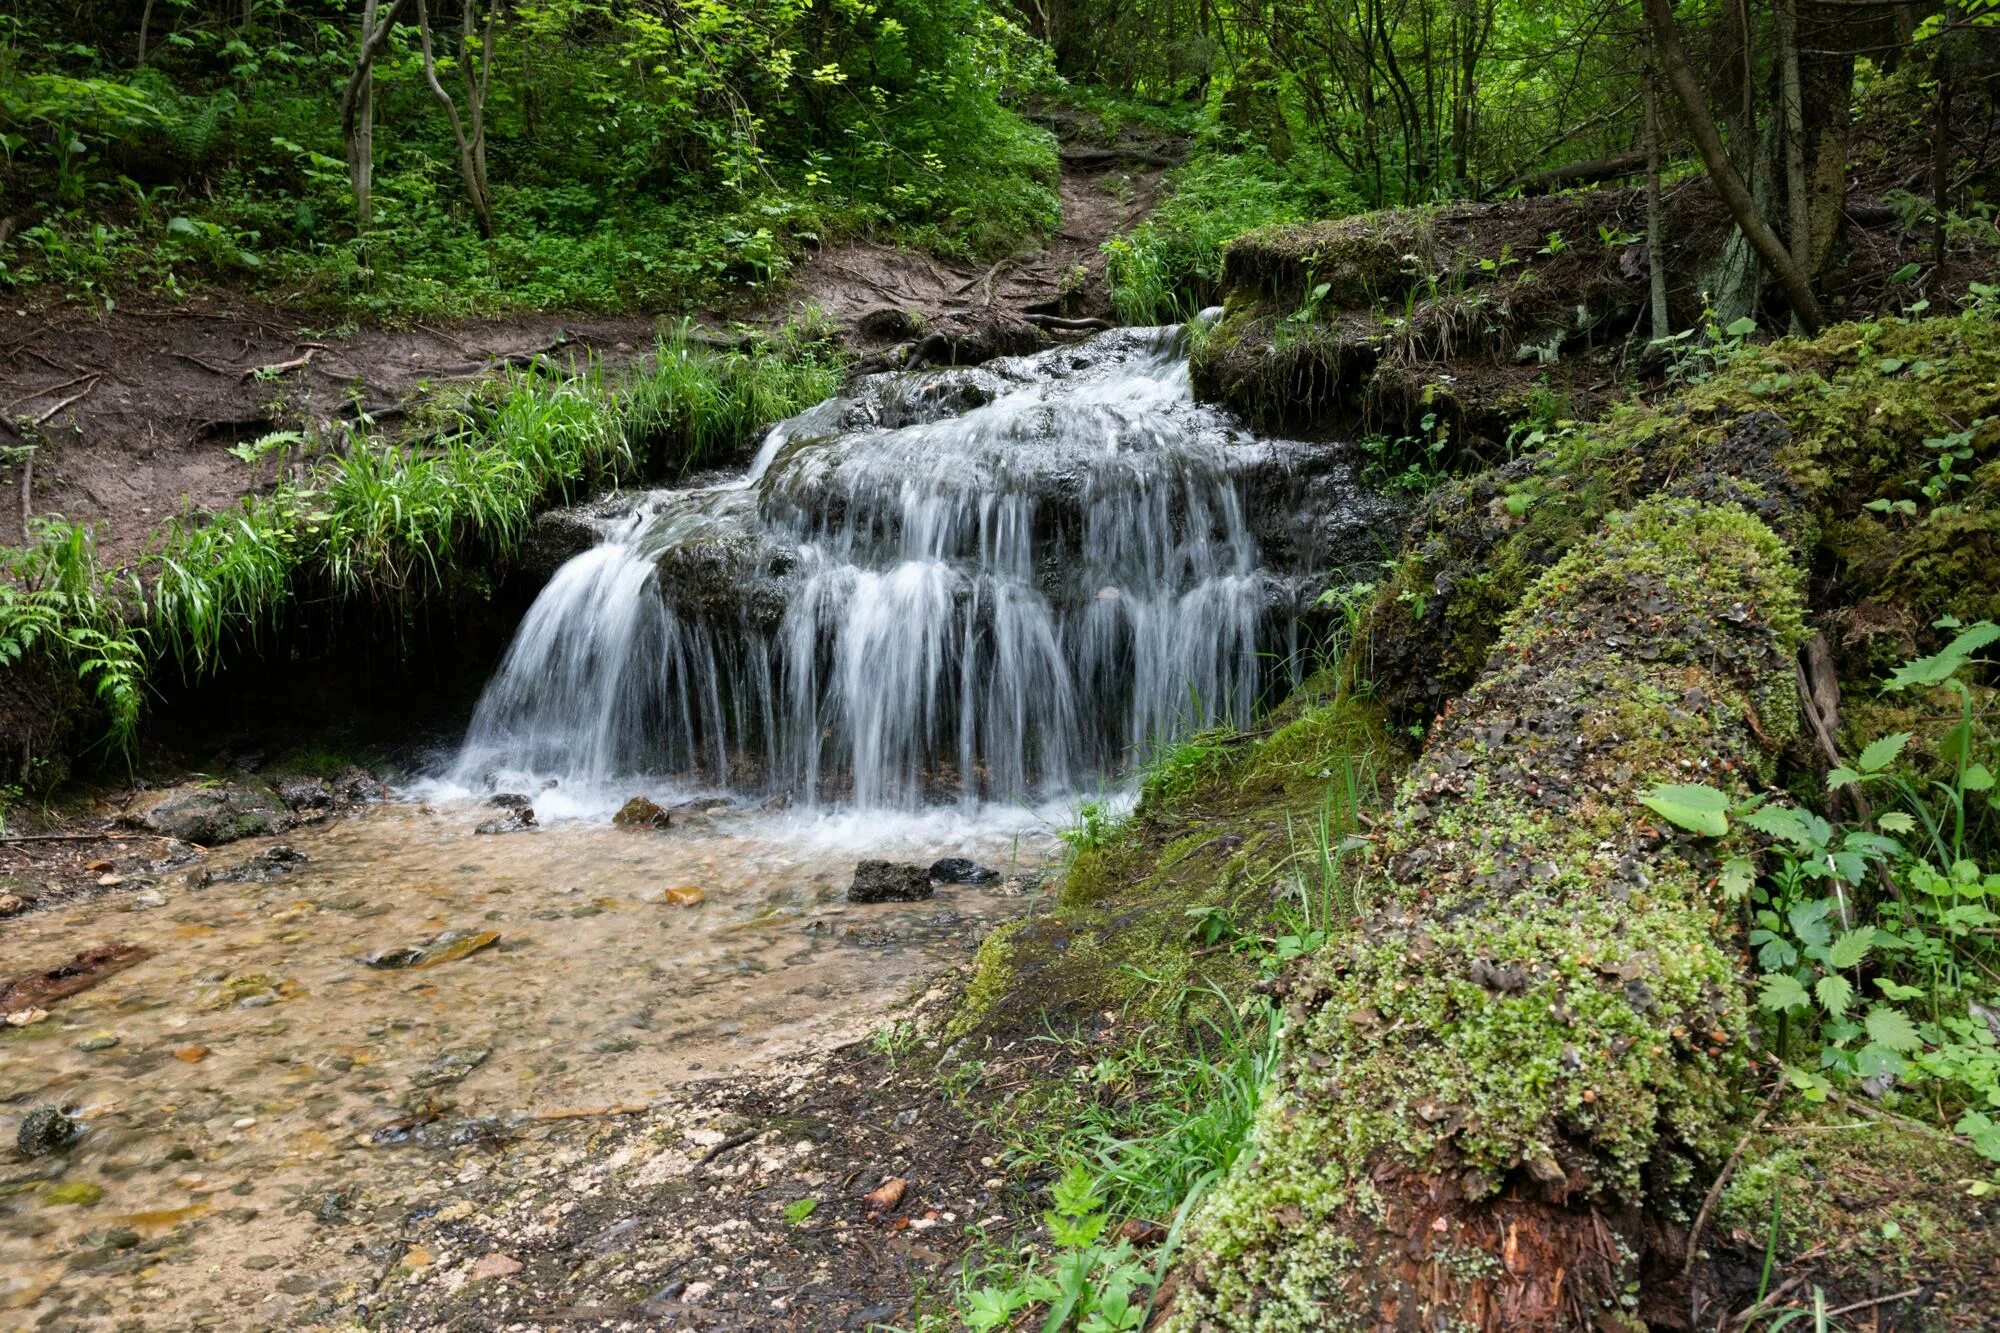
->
0;321;841;788
927;307;2000;1331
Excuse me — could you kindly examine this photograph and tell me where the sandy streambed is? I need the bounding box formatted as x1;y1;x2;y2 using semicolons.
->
0;797;1052;1329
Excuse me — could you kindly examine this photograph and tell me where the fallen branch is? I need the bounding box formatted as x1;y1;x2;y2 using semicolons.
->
1025;314;1114;332
169;351;237;376
4;373;96;411
241;347;320;380
0;831;191;845
28;374;101;425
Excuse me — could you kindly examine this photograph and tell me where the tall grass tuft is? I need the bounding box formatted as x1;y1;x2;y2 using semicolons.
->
2;327;844;758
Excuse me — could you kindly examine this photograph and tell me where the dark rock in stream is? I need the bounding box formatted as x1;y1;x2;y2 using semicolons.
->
194;845;309;887
612;796;672;829
475;805;536;834
125;777;291;846
848;860;933;903
16;1105;82;1158
928;857;999;884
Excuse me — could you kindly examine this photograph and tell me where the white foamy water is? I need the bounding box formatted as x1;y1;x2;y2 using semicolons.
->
444;324;1362;813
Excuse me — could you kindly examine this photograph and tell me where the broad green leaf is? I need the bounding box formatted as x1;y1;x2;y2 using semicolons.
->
1740;804;1812;846
1875;976;1925;1000
1876;356;1906;374
1827;766;1862;789
1888;622;2000;691
1864;1005;1923;1052
1787;899;1834;949
1725;316;1758;337
1856;732;1911;773
1956;1111;2000;1164
1855;1043;1908;1080
1815;974;1854;1017
1963;764;1995;793
1759;973;1811;1014
1719;855;1756;901
1877;811;1917;834
1639;783;1731;837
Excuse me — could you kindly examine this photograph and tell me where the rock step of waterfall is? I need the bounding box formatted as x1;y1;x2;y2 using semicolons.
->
447;324;1400;813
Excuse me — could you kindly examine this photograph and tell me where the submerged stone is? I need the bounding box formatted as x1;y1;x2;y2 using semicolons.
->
928;857;999;884
16;1105;82;1157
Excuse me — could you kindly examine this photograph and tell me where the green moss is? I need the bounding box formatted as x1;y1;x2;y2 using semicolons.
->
1717;1111;2000;1318
943;695;1407;1049
1165;497;1806;1330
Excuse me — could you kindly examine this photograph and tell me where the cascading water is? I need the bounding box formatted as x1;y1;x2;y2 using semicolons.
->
447;324;1394;811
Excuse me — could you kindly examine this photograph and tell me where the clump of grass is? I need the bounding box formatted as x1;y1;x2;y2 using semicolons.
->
622;315;843;472
3;330;843;762
0;519;147;753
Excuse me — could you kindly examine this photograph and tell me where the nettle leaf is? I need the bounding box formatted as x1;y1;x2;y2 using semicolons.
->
1827;766;1862;790
1865;1005;1924;1052
1788;899;1834;949
1855;1043;1908;1080
1639;783;1730;837
1857;732;1911;773
1815;974;1854;1017
1826;928;1873;970
1740;804;1813;846
1759;973;1811;1014
1888;622;2000;691
1719;856;1756;901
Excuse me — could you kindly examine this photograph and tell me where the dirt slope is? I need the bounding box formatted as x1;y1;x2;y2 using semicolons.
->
0;131;1180;573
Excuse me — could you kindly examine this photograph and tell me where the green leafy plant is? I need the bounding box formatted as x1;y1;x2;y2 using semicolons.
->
1634;622;2000;1162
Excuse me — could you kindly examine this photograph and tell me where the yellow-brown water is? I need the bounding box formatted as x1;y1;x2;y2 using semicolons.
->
0;797;1053;1328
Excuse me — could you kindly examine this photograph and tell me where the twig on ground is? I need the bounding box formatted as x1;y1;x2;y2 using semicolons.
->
28;374;101;425
240;347;321;380
169;351;237;376
4;373;95;410
1685;1088;1783;1299
1822;1288;1923;1319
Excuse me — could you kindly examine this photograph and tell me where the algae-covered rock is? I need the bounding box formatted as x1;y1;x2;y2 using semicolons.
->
848;861;932;903
126;776;291;847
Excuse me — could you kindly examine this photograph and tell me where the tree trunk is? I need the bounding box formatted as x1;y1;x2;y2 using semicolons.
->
416;0;494;239
137;0;155;64
340;0;409;232
1643;0;1826;333
1165;430;1813;1329
1645;42;1672;342
1779;0;1811;280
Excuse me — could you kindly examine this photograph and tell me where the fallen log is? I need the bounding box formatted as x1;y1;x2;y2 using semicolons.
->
1490;150;1649;198
1166;472;1811;1325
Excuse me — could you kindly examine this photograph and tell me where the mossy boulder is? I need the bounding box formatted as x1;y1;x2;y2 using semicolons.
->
125;775;291;846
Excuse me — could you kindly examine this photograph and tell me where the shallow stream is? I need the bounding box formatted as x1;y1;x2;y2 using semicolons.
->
0;800;1055;1325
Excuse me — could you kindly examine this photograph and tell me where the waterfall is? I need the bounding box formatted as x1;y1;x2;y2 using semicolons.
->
447;324;1384;812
